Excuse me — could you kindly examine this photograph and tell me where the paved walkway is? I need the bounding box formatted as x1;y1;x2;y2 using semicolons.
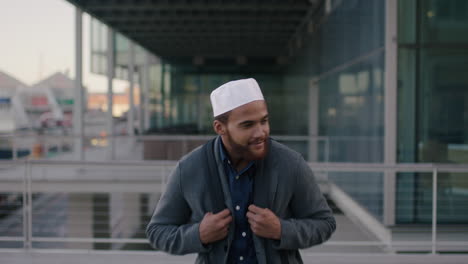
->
0;250;466;264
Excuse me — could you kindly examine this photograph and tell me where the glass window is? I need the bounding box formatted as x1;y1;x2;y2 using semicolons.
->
418;48;468;161
318;53;384;163
397;0;468;224
398;0;417;44
397;172;468;223
330;172;384;221
90;18;108;75
421;0;468;43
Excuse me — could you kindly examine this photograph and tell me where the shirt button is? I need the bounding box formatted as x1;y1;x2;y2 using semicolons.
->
242;232;246;237
235;205;240;211
240;256;244;261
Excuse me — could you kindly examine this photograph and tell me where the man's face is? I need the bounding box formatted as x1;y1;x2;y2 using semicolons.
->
220;100;270;161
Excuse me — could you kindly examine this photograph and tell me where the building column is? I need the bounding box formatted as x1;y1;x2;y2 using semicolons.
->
106;27;115;160
160;63;167;128
138;69;144;135
127;42;135;136
67;194;93;249
308;79;319;162
142;51;151;132
383;0;398;226
73;7;84;161
109;193;141;249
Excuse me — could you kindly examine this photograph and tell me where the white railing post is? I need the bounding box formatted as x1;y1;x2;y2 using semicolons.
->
74;7;84;161
384;168;395;253
107;27;115;160
432;167;438;254
143;51;151;132
21;160;33;250
128;42;135;137
22;160;28;250
27;161;33;250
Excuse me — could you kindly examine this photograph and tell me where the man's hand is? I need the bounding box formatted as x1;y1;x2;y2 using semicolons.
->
246;204;281;240
199;208;232;244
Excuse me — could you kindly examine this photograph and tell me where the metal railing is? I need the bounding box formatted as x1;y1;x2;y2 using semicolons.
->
0;159;467;254
310;162;468;254
0;159;176;250
1;132;385;162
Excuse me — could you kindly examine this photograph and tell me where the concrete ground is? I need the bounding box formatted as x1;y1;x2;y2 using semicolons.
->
0;250;467;264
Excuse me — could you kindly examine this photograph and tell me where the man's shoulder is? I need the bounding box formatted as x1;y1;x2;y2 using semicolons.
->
178;138;214;166
267;139;313;181
268;138;304;163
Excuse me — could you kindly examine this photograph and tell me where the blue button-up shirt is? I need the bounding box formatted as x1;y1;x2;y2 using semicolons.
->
219;139;257;264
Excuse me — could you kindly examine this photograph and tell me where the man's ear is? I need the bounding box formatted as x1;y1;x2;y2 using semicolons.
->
213;120;226;135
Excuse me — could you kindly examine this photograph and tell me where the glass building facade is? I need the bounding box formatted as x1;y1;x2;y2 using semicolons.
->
87;0;468;225
286;0;386;221
397;0;468;224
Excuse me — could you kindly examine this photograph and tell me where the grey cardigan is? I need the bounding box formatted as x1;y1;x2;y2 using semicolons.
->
146;137;336;263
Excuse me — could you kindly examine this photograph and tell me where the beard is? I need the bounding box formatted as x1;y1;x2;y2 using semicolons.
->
224;130;269;161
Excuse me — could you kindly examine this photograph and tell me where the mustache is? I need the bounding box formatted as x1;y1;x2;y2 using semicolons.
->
249;138;267;145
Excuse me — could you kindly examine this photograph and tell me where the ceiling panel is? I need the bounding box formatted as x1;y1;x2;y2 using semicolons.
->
67;0;320;65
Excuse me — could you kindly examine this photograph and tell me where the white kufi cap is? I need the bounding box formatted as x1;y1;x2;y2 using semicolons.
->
210;78;264;117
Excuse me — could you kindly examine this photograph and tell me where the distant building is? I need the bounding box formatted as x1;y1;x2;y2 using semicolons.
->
8;71;87;129
0;71;29;131
0;70;27;97
31;72;87;113
87;85;139;117
87;93;128;117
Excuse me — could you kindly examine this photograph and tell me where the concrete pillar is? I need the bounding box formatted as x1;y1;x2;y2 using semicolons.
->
106;27;115;160
127;42;135;136
122;193;140;238
73;7;84;161
143;53;151;131
308;79;319;162
67;194;93;249
109;193;141;249
383;0;398;226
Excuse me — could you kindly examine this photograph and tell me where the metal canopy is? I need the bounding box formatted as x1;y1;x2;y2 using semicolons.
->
67;0;320;65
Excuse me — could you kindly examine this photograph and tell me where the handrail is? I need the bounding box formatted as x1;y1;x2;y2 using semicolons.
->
0;133;387;162
0;133;383;140
308;162;468;173
0;159;178;166
0;160;467;254
2;159;467;172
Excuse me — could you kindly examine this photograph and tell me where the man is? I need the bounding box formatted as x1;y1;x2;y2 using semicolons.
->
146;78;336;263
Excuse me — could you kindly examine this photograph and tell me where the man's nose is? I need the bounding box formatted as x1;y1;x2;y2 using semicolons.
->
252;123;266;138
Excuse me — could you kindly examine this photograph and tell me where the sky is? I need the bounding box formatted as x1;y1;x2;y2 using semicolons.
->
0;0;127;93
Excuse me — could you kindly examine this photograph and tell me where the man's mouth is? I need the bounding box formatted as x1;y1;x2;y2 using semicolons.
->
250;140;265;148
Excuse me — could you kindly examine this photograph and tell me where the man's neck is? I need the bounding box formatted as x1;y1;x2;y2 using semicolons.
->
231;157;250;172
220;138;250;172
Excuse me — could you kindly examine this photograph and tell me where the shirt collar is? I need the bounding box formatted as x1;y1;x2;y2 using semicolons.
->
218;136;255;172
219;137;229;163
